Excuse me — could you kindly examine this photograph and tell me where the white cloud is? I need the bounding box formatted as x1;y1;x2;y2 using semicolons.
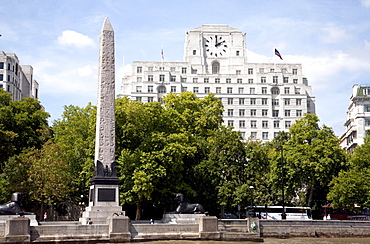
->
320;26;352;44
57;30;95;48
76;65;95;77
361;0;370;8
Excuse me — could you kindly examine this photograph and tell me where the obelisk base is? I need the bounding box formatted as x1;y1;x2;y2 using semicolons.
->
80;183;124;225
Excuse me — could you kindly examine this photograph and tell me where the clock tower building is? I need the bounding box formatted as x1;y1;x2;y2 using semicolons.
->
121;25;316;141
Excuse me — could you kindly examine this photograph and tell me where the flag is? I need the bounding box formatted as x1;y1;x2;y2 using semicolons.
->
161;49;164;60
275;48;283;60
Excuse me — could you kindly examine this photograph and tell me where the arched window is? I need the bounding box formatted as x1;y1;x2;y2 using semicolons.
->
212;61;220;74
158;86;166;93
271;87;280;95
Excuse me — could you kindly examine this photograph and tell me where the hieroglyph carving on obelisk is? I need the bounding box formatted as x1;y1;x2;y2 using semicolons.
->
94;17;116;178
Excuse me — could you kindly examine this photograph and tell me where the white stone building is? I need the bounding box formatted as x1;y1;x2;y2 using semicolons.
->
121;25;315;141
340;84;370;152
0;51;39;101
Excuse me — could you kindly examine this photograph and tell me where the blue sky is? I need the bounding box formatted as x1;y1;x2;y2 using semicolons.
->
1;0;370;136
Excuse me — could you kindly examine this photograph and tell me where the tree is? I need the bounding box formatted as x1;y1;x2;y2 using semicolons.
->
328;136;370;209
276;114;347;207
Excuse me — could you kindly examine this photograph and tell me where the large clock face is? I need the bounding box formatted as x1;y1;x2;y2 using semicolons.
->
204;35;228;57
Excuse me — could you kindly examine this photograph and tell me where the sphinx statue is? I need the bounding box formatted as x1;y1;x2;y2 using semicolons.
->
175;193;206;214
0;192;33;215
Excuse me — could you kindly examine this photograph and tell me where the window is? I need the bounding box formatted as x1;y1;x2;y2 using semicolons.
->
271;87;280;94
158;86;166;93
137;77;142;82
193;78;198;83
240;132;246;139
204;78;209;83
170;67;176;72
171;86;177;93
136;86;142;92
295;88;301;94
160;75;165;82
239;98;244;105
236;70;241;75
205;87;210;93
274;132;279;138
137;67;142;73
284;99;290;105
248;68;253;75
216;87;221;93
228;109;234;116
250;109;256;116
273;110;279;117
272;99;279;106
274;120;280;128
262;109;268;116
284;87;290;94
273;76;278;83
260;87;266;94
193;87;199;93
181;78;187;83
136;97;142;101
0;62;3;69
285;110;291;117
239;120;245;128
193;50;196;55
293;79;298;84
262;121;268;128
182;87;187;92
158;98;163;103
148;97;154;102
228;98;233;105
283;77;289;83
296;110;302;117
0;74;3;81
293;69;298;75
250;88;255;94
148;86;153;93
365;118;370;126
226;78;231;83
248;79;253;84
212;62;220;74
250;98;256;105
170;75;176;82
215;78;220;83
296;98;302;105
261;77;266;83
251;120;257;128
237;78;243;83
251;132;257;139
227;87;233;94
191;69;197;74
238;87;244;94
262;132;269;140
228;120;234;127
259;68;264;73
239;109;245;116
285;121;291;128
270;68;274;72
7;64;10;70
236;50;240;56
148;75;153;81
365;105;370;112
262;98;268;105
182;67;187;74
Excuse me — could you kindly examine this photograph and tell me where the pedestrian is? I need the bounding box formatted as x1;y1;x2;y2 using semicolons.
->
43;212;48;222
87;218;93;225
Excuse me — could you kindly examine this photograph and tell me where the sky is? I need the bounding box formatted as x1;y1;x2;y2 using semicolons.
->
1;0;370;136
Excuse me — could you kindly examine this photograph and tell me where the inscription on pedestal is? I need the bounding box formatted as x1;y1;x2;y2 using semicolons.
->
98;188;116;202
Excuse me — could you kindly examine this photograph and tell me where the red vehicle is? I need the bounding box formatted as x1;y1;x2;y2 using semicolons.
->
320;205;370;220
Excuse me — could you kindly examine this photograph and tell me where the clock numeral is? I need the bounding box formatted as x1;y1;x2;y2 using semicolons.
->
223;49;226;52
206;49;209;52
210;52;213;56
224;45;228;48
215;53;217;57
205;44;208;47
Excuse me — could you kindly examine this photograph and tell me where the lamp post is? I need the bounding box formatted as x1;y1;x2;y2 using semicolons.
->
249;185;254;207
276;145;286;220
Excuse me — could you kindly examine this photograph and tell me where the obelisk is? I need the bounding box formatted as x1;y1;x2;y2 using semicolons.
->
80;17;123;224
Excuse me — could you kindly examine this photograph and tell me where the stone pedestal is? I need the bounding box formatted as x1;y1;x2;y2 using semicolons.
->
161;213;206;224
199;216;220;240
107;215;131;242
5;217;30;243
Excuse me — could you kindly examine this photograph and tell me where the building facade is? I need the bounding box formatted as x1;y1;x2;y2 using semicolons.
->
121;25;316;141
340;84;370;152
0;51;39;101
